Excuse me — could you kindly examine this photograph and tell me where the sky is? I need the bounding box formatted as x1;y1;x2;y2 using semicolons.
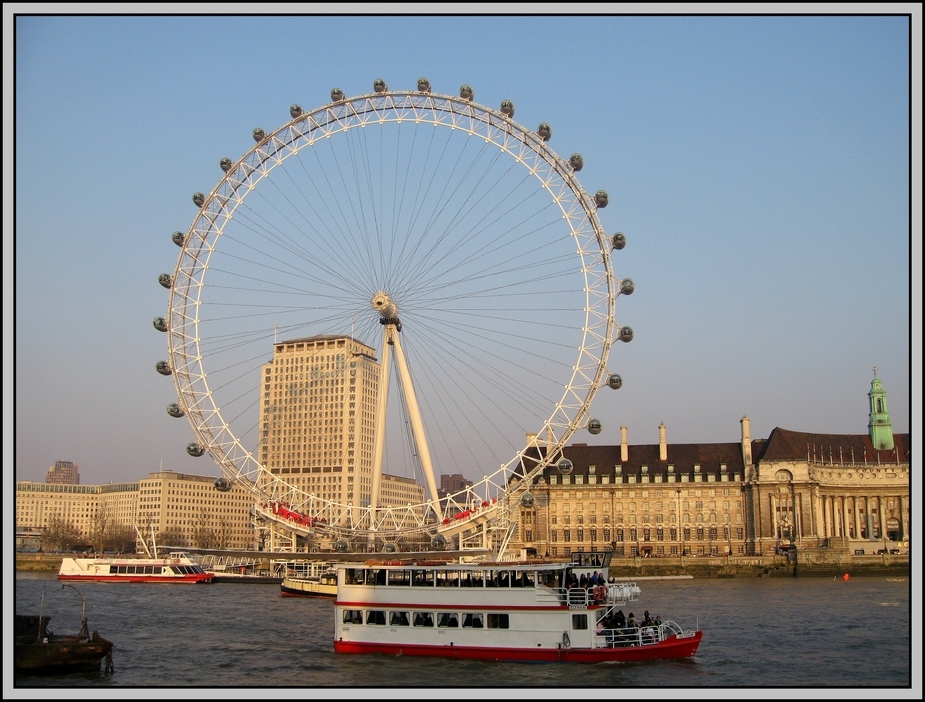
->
7;7;919;490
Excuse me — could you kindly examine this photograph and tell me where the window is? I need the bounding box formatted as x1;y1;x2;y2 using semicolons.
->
462;613;484;628
389;611;410;626
342;609;363;624
412;612;434;627
366;610;386;625
572;613;588;630
437;613;459;628
487;613;509;629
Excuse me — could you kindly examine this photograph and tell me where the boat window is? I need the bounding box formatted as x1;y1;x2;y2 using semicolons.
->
342;609;363;624
487;613;510;629
437;613;458;628
572;613;589;630
366;610;386;625
346;568;362;584
462;613;483;628
412;612;434;627
387;569;411;586
412;569;434;586
436;570;460;587
366;569;385;585
389;611;410;626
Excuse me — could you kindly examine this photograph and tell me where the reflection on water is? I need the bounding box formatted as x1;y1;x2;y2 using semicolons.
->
10;572;912;694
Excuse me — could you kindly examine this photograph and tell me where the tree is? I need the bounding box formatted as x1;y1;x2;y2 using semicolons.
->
42;514;82;552
86;504;115;552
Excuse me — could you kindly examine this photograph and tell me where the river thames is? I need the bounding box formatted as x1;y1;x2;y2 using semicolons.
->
8;572;916;698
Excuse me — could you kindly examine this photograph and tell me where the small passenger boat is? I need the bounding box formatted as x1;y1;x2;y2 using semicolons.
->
58;551;213;584
280;570;338;598
15;585;114;675
333;551;702;663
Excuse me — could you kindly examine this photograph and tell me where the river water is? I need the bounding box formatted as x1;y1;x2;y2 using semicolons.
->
8;572;916;698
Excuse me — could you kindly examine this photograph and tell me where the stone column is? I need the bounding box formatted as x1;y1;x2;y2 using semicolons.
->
853;496;861;540
823;495;831;540
878;495;888;540
841;497;850;541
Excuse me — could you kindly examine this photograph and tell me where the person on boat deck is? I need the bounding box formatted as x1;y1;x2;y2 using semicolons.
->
595;618;606;635
627;613;637;628
613;609;626;628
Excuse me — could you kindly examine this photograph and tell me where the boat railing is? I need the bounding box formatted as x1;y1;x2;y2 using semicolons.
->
593;622;678;649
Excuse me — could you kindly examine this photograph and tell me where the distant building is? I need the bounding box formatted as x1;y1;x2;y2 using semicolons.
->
16;471;256;552
440;473;473;495
45;460;79;485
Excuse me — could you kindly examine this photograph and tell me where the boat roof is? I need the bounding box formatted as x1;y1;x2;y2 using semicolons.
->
338;559;578;572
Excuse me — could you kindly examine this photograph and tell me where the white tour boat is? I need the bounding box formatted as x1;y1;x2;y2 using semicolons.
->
58;551;214;584
333;551;702;663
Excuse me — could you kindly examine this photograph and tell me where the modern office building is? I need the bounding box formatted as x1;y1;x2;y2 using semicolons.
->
45;460;79;485
16;470;257;552
257;335;379;509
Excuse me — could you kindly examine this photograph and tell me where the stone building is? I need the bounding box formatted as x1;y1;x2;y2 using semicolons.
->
510;370;909;559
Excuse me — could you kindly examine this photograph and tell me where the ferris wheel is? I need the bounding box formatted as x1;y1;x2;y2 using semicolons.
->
155;78;633;552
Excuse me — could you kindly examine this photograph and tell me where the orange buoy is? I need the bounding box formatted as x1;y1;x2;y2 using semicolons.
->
842;573;850;581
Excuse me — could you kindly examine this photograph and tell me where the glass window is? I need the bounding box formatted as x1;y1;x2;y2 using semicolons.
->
487;613;509;629
572;613;588;630
366;610;386;625
389;611;410;626
412;612;434;627
437;612;459;628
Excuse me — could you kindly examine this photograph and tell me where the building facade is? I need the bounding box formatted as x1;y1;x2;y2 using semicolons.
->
45;460;79;485
257;335;379;509
16;470;256;552
509;371;910;559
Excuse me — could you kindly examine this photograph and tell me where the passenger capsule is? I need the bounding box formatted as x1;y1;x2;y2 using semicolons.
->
192;192;205;207
594;190;609;208
373;78;388;93
381;542;398;553
459;84;474;100
172;231;185;247
417;77;431;93
500;100;515;117
587;418;603;435
611;232;626;250
330;87;345;102
619;326;634;343
219;157;233;172
537;123;552;141
520;492;536;508
153;317;168;332
158;273;172;289
155;360;172;376
167;403;185;418
620;279;635;296
214;477;232;492
557;458;574;475
289;104;303;119
569;153;584;171
334;538;350;552
252;128;265;142
187;442;205;457
607;373;623;390
430;533;447;550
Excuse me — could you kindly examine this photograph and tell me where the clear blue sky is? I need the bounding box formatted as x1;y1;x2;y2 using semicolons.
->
8;8;919;487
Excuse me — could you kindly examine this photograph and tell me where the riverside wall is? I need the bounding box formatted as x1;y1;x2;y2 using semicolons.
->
16;551;910;578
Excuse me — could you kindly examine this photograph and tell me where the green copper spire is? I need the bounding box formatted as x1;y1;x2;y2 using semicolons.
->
868;366;894;450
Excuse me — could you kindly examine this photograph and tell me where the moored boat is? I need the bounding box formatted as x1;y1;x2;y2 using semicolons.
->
280;570;337;598
15;585;114;676
333;551;702;663
58;551;213;584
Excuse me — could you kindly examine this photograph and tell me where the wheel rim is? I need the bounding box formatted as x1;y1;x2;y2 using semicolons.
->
164;85;623;542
